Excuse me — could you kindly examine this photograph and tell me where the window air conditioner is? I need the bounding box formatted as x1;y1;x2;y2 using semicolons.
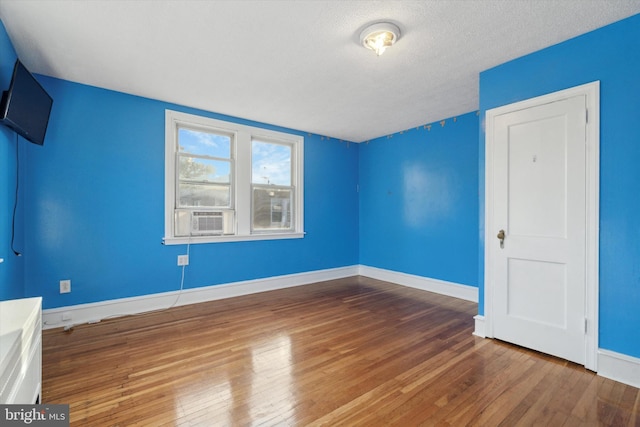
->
191;211;224;235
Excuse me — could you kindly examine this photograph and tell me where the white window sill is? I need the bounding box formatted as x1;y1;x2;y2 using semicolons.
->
163;232;305;245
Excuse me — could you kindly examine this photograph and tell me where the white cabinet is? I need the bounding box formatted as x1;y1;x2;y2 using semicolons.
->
0;297;42;404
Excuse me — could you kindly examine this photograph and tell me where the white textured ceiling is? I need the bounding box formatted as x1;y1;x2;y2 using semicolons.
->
0;1;639;142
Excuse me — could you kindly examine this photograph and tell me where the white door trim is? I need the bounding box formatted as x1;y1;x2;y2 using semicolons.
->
484;81;599;371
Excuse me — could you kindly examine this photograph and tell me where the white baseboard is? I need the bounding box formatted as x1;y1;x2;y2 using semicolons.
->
597;349;640;389
43;265;359;330
45;265;640;390
358;265;478;302
43;265;478;330
473;315;486;338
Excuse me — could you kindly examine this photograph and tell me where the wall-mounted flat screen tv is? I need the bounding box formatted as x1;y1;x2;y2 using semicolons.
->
0;59;53;146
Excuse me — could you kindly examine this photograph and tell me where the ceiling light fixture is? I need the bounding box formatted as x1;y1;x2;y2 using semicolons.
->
360;22;401;56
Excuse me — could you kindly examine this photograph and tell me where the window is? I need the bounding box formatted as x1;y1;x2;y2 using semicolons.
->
251;139;293;233
164;110;304;244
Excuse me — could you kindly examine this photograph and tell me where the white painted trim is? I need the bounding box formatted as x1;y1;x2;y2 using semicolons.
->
473;315;486;338
43;265;358;330
358;265;478;302
43;262;640;391
484;81;600;371
584;82;600;371
164;109;305;244
43;265;478;330
598;349;640;389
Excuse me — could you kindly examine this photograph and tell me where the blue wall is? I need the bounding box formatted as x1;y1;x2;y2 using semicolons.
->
479;14;640;358
18;76;359;309
0;20;24;301
3;12;637;362
359;112;479;287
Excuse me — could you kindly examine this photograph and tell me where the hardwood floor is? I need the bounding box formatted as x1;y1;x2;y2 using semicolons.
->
42;276;639;426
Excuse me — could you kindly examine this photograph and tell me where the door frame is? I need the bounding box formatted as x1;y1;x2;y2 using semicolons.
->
484;81;600;371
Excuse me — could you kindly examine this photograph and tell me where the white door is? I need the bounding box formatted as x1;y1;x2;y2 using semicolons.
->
488;94;588;365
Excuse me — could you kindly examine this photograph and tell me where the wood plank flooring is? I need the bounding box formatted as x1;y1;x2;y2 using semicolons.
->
42;276;640;426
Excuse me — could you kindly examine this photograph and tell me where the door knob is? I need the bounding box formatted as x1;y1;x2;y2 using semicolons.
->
497;229;505;248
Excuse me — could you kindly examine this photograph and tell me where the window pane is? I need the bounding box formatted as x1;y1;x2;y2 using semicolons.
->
179;156;230;183
179;128;231;158
252;140;291;186
252;187;292;231
178;183;230;208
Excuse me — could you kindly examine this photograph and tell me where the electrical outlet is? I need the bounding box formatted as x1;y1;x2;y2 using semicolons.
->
60;279;71;294
177;255;189;266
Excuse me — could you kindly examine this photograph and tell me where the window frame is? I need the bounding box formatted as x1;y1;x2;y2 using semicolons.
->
176;127;234;210
164;110;304;245
250;137;296;234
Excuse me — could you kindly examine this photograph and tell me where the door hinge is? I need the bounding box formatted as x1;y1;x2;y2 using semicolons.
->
585;108;589;124
584;318;588;334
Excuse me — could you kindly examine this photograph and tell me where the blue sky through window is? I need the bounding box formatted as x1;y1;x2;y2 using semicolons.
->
178;129;291;186
252;140;291;186
179;128;231;158
179;128;231;183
